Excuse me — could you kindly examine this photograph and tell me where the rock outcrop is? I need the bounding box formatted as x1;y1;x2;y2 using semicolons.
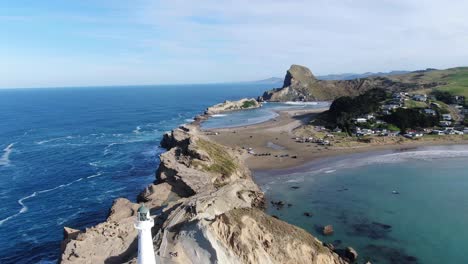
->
205;98;261;115
261;64;443;102
60;124;347;264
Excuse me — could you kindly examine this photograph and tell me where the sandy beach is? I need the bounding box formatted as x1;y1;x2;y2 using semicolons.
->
202;108;468;171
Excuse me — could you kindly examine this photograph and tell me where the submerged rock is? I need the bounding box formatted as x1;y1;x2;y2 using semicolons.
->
364;244;418;264
348;220;392;240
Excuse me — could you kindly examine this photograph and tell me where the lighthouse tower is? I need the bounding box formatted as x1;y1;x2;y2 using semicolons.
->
134;204;156;264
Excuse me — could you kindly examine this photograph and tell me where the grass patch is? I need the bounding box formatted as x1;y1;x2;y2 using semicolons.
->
404;99;427;109
193;139;237;176
241;100;257;108
438;68;468;103
387;124;400;131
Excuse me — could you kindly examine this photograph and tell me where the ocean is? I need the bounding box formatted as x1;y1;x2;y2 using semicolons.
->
2;84;467;264
0;83;272;263
256;145;468;264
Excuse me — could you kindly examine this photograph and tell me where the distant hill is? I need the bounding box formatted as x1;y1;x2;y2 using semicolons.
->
317;71;411;80
250;77;284;84
260;64;468;102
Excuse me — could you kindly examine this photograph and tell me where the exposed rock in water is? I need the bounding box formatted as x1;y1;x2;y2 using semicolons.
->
344;247;358;262
205;98;261;115
60;124;348;264
323;225;334;236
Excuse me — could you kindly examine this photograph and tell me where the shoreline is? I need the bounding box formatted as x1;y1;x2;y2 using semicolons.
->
251;144;468;186
200;107;468;171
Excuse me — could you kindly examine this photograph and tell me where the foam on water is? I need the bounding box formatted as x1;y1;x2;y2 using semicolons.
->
283;101;319;105
0;143;14;166
0;176;90;226
211;114;227;117
133;126;142;134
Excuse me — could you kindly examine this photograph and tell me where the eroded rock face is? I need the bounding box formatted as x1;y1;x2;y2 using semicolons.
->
60;198;139;263
205;98;261;115
207;208;347;264
60;124;347;264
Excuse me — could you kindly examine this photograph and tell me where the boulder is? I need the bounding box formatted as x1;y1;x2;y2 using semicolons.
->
323;225;334;236
345;247;358;262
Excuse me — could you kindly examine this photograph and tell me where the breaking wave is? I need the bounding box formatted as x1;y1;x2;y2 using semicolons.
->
133;126;142;134
0;176;87;226
211;114;227;117
0;143;14;166
283;101;319;105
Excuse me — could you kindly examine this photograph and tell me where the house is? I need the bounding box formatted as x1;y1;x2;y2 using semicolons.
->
412;94;427;102
424;109;436;116
355;118;367;123
454;96;465;104
382;104;400;111
387;131;400;137
440;121;452;127
375;120;386;124
356;128;374;136
442;114;452;121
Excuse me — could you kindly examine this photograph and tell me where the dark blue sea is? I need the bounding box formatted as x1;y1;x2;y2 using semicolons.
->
0;83;273;263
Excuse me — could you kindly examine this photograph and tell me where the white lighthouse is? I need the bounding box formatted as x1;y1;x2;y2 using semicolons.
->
134;204;156;264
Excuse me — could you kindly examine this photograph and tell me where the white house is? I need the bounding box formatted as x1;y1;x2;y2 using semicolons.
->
431;130;445;135
440;121;452;127
412;94;427;102
424;109;436;116
355;118;367;123
442;114;452;121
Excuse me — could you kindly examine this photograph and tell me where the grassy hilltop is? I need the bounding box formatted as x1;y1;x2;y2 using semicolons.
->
386;67;468;103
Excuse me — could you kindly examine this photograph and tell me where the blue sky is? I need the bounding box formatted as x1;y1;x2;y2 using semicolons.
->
1;0;468;88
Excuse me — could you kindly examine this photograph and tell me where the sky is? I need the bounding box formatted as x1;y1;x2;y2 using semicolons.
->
1;0;468;88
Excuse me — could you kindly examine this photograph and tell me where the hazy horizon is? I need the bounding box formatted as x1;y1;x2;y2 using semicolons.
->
2;0;468;88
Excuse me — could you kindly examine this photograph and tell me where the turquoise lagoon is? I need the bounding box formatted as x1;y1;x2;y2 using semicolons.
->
255;145;468;264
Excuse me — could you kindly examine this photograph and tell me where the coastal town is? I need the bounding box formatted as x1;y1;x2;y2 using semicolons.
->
335;91;467;140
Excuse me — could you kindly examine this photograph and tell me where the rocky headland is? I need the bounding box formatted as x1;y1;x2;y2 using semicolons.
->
261;64;445;102
60;123;348;264
205;98;261;115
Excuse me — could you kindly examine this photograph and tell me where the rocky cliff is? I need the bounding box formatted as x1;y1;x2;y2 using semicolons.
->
261;64;443;102
205;98;261;115
60;124;347;264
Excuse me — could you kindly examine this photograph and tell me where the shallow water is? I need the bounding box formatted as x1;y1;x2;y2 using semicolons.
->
256;145;468;264
0;83;272;263
200;101;329;129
